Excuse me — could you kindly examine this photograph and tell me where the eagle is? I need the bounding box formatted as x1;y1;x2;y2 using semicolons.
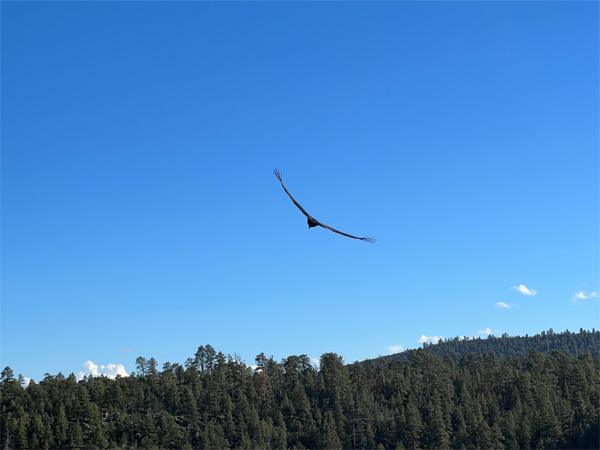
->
274;169;376;244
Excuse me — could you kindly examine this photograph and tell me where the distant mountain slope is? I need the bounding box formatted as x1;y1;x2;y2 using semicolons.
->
367;328;599;364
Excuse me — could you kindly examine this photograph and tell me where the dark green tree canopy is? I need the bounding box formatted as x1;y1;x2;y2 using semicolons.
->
2;329;598;449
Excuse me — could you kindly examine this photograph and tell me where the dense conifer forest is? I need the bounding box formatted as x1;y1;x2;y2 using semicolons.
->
368;328;600;364
2;329;598;449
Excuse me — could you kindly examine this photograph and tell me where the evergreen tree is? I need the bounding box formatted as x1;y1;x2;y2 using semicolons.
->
67;421;84;450
321;411;341;450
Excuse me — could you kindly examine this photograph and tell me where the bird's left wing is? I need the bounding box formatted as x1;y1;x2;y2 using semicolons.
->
273;168;313;219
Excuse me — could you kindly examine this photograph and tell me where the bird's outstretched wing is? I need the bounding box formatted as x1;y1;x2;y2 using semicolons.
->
273;168;313;219
314;219;377;244
273;168;376;244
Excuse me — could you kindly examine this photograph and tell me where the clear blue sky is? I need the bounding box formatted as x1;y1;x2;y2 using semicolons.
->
3;2;598;382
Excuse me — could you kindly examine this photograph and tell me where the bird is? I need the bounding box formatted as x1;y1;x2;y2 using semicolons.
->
273;168;376;244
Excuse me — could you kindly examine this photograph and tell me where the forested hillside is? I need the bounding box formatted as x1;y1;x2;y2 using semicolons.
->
2;335;599;449
368;328;600;365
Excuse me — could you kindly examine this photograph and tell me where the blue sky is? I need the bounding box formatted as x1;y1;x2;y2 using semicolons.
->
3;2;598;383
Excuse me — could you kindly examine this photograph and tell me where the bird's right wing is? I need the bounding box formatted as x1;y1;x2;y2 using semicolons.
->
273;168;313;219
316;220;377;244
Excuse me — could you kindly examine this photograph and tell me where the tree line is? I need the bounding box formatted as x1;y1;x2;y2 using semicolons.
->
1;333;598;449
370;328;600;365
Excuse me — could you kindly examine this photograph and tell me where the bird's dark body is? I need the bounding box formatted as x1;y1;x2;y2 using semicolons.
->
307;217;320;228
273;168;376;244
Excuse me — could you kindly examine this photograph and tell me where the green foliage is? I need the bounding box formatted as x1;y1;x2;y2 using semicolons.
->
374;328;600;364
1;329;598;449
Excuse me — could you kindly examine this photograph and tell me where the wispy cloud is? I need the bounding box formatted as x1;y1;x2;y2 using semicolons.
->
119;349;137;353
477;328;493;335
495;302;511;308
417;335;444;344
511;284;537;296
76;361;129;381
388;344;404;354
572;291;598;305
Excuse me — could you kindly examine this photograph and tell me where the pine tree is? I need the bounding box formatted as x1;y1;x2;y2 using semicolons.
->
321;411;341;450
405;402;423;449
15;411;29;449
1;367;14;384
148;357;158;376
135;357;148;376
139;414;158;448
68;421;84;449
274;411;288;450
424;399;451;449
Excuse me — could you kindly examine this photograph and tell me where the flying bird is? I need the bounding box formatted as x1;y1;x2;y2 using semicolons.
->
274;169;376;244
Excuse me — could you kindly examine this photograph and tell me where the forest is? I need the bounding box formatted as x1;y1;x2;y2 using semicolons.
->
371;328;600;364
1;329;598;449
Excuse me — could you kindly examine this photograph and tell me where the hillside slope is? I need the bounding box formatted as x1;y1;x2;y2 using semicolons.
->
2;329;598;449
365;328;599;365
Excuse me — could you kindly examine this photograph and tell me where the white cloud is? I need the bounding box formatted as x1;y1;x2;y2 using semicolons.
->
21;377;31;388
417;335;444;344
511;284;537;296
310;358;320;368
572;291;598;300
495;302;511;308
76;361;129;381
477;328;493;335
388;344;404;354
572;291;598;304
